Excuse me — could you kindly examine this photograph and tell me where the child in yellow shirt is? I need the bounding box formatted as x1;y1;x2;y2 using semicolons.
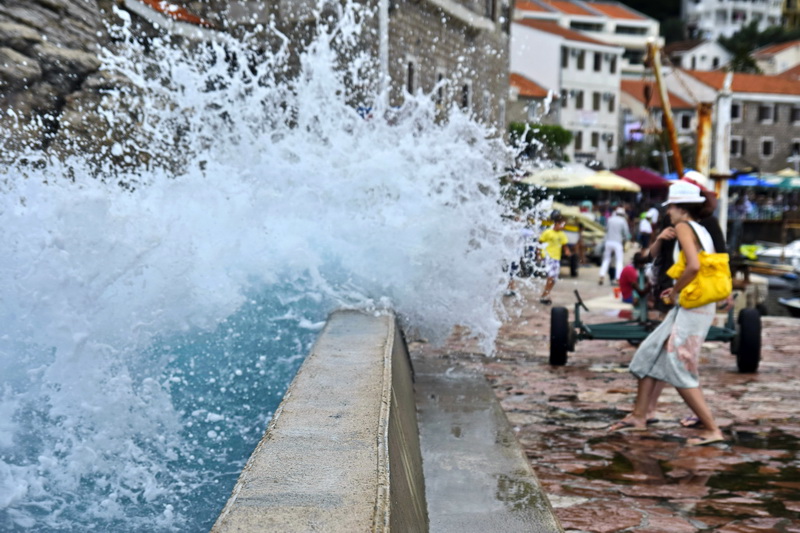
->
538;215;571;305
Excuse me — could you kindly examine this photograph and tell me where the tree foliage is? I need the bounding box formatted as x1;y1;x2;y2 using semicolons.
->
509;122;573;162
719;21;800;73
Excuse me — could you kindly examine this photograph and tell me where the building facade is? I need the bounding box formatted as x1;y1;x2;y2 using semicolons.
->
514;0;661;76
664;39;732;72
681;0;783;41
754;39;800;76
668;70;800;174
511;19;623;167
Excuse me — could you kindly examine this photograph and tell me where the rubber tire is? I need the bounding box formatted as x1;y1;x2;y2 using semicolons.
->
736;308;761;373
550;307;569;366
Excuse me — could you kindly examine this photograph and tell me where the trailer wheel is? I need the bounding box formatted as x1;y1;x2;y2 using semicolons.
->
568;324;577;352
736;308;761;373
550;307;569;366
570;254;579;278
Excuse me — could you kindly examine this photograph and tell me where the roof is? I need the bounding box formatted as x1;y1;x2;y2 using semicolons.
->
540;0;596;16
686;70;800;96
585;2;646;21
621;79;693;110
138;0;213;27
613;167;671;189
779;63;800;81
753;39;800;58
516;0;552;13
510;73;550;98
663;39;706;56
514;19;609;46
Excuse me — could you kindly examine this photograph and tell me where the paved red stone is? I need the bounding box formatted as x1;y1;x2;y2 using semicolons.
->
410;264;800;532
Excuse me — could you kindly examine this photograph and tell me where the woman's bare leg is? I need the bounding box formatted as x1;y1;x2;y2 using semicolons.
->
610;376;659;431
675;386;724;442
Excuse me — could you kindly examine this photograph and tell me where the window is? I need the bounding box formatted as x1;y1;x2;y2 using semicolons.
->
761;137;774;158
406;60;416;93
731;136;745;157
691;56;697;70
561;46;568;68
610;55;617;74
574;130;583;150
606;133;614;151
592;91;601;111
461;81;472;109
731;102;742;122
561;89;569;107
485;0;496;20
680;113;692;130
577;50;585;70
792;139;800;155
575;90;584;109
591;131;599;148
758;104;774;123
791;106;800;123
435;71;445;105
608;94;615;113
615;25;648;35
712;57;720;68
594;52;602;72
570;21;603;31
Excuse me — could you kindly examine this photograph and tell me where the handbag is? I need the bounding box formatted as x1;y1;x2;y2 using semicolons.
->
666;223;732;309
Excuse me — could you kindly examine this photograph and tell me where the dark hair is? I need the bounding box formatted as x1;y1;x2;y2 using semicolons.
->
698;190;718;219
633;252;646;266
672;202;705;220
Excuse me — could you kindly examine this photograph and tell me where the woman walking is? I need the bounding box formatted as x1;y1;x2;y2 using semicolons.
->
609;181;725;446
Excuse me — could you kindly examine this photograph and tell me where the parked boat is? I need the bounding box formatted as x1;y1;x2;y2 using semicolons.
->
778;297;800;317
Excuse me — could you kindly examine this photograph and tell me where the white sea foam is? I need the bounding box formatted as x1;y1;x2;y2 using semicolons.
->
0;3;531;531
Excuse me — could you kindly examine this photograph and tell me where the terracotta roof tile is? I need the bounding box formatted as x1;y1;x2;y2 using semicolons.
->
516;0;552;13
778;63;800;81
541;0;596;16
663;39;705;55
621;79;693;110
514;19;609;46
139;0;214;27
687;70;800;95
586;2;645;21
510;73;550;98
753;39;800;58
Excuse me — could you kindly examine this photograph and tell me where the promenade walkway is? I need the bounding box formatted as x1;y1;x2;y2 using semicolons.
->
410;264;800;532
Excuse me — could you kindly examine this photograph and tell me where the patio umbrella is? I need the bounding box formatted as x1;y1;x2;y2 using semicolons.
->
519;166;594;189
585;170;641;192
776;167;800;178
613;167;671;189
728;174;776;188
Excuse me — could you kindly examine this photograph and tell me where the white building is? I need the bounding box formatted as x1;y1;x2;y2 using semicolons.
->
514;0;661;76
754;39;800;75
681;0;783;41
664;39;732;71
511;19;623;168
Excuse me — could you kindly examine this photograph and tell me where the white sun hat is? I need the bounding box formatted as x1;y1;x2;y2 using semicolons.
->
662;180;705;206
682;170;710;190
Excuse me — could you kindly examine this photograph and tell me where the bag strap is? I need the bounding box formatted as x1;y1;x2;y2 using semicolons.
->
676;221;704;253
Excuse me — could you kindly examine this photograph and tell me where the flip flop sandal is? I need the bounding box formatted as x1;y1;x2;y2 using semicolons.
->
608;420;647;432
680;415;704;428
687;436;725;447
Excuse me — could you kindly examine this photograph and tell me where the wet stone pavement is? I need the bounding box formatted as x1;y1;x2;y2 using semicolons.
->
409;265;800;532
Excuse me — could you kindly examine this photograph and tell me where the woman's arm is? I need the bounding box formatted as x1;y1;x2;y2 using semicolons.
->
643;226;676;261
662;223;700;303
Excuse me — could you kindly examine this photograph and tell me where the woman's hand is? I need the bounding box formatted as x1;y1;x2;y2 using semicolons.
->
657;227;676;241
660;287;677;305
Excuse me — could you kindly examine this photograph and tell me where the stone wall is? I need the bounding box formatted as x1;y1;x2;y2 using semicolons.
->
0;0;114;160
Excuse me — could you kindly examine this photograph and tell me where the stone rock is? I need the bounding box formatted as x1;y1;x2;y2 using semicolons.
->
0;22;43;53
0;46;41;90
556;501;642;532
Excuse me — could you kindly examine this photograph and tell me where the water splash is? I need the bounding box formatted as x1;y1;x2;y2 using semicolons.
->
0;4;528;530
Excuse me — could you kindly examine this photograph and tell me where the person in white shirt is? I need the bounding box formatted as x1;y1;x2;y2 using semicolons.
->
638;212;653;249
599;207;630;285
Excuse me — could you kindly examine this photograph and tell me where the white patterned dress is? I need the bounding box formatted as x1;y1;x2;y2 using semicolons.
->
628;221;716;389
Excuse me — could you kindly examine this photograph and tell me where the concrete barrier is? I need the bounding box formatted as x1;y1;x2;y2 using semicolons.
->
211;310;427;532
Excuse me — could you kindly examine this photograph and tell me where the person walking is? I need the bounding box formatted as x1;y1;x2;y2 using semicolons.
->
537;214;571;305
609;181;725;446
598;206;630;285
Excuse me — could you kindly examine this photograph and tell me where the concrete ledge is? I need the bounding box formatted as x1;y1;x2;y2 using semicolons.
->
212;310;427;532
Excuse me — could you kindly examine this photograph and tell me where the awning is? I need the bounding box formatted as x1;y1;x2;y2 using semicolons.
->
612;167;671;189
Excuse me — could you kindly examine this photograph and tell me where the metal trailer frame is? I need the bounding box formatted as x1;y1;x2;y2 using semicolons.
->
549;290;761;373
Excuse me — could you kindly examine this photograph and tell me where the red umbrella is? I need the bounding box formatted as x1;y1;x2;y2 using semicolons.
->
613;167;671;189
